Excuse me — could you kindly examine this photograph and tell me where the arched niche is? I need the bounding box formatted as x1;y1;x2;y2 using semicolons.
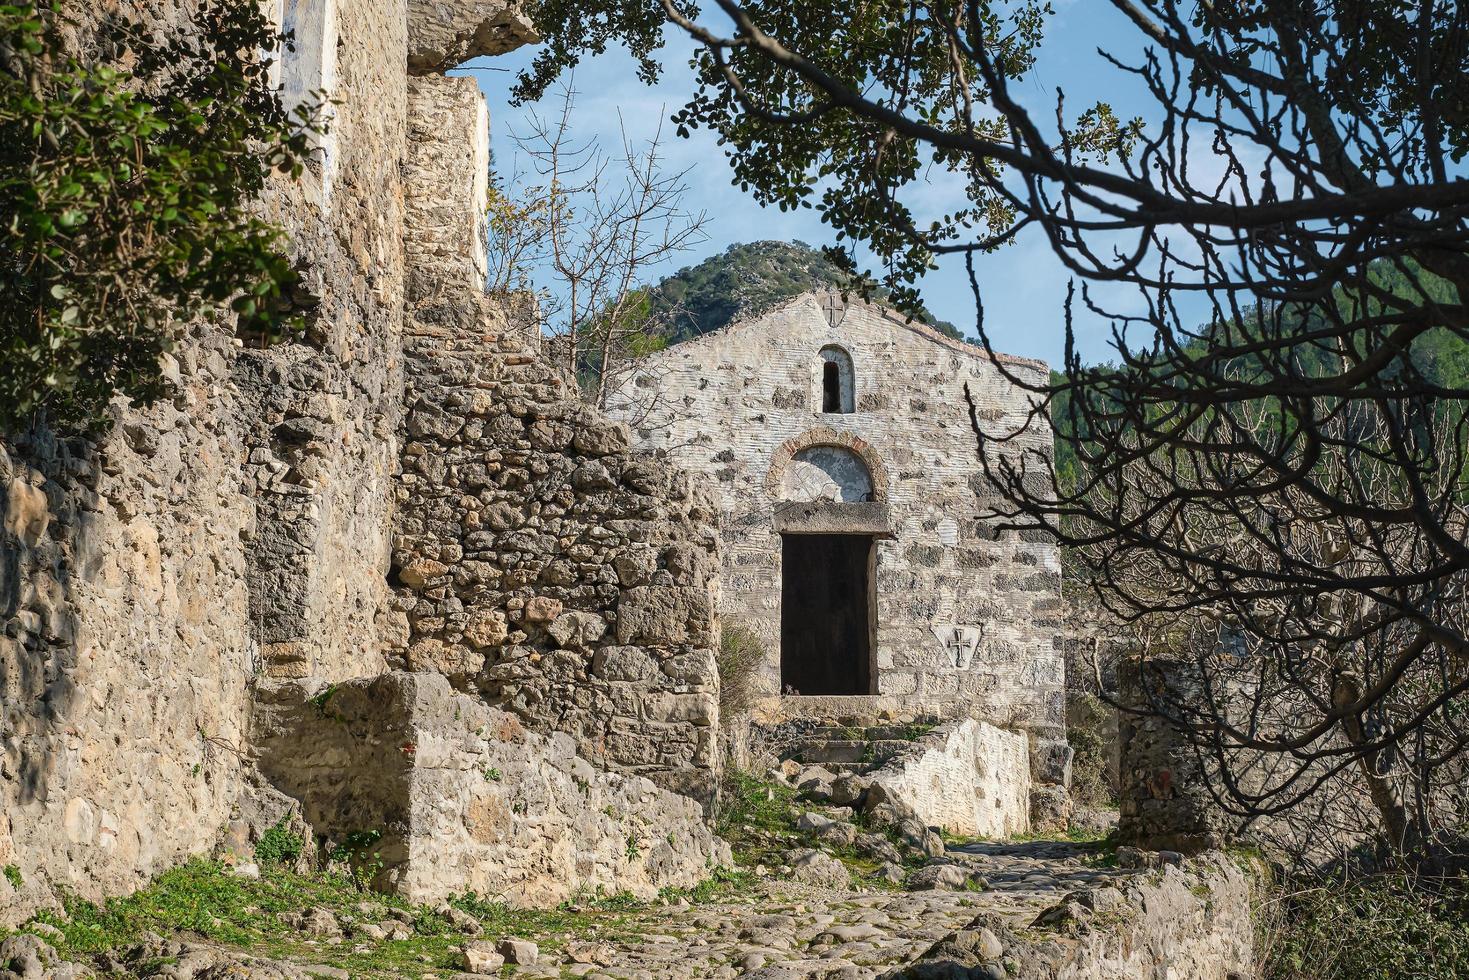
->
765;426;890;504
818;345;855;414
781;446;874;502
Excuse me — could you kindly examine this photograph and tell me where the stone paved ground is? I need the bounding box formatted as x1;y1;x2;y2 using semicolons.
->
489;841;1131;980
0;839;1160;979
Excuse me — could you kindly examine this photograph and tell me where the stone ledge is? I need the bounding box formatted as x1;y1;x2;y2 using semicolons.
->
771;499;893;537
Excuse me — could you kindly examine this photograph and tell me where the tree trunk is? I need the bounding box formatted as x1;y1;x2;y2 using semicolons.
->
1332;673;1419;856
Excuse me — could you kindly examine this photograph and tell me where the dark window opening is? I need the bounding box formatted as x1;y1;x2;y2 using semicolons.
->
780;533;875;695
822;361;842;413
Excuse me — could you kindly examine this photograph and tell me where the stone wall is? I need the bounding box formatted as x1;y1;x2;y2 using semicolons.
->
1117;655;1385;863
891;852;1260;979
236;0;414;684
0;341;256;925
254;672;728;905
1116;657;1234;853
0;0;539;926
867;720;1032;839
382;75;722;804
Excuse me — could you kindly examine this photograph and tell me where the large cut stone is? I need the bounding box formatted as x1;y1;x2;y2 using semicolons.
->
253;672;729;906
407;1;539;74
615;586;713;646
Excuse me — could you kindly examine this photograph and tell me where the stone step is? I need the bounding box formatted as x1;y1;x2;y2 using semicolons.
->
793;738;918;766
822;761;868;775
792;739;867;764
792;723;939;743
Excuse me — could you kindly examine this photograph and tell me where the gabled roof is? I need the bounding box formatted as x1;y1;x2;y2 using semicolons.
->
667;290;1048;373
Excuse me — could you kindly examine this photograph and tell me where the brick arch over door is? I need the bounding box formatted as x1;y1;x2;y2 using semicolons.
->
764;426;890;504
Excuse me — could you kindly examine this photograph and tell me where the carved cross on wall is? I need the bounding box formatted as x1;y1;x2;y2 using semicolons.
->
946;627;976;668
930;622;983;670
823;292;846;329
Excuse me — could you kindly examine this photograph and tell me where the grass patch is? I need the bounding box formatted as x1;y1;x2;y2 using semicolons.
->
717;770;919;885
17;858;759;977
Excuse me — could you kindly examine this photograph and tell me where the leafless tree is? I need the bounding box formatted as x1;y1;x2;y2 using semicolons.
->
487;81;708;408
653;1;1469;854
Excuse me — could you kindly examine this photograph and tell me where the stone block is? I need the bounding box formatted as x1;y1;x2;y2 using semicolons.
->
615;586;713;646
592;646;658;682
407;0;539;74
253;673;728;906
1029;785;1072;834
1031;738;1074;788
866;720;1031;838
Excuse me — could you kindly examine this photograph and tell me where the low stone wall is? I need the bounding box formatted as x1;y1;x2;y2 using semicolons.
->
891;851;1260;980
1044;856;1257;979
867;720;1032;838
253;672;729;906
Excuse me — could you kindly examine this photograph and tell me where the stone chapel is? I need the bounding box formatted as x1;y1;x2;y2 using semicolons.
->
605;290;1069;773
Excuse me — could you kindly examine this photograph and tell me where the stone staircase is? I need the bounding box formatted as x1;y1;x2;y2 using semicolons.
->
778;721;940;777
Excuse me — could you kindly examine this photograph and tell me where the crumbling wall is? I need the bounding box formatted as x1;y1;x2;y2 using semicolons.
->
1;0;414;925
1117;656;1384;862
1116;657;1234;853
0;344;255;925
254;672;728;905
386;75;722;804
890;852;1260;979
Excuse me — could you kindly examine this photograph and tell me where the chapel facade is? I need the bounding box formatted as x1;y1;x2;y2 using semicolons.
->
606;292;1067;754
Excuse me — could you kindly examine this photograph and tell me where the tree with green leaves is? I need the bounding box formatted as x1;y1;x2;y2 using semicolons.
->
1;0;319;432
514;0;1469;858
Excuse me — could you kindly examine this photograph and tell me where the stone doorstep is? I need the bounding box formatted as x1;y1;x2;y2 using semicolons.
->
761;693;960;725
792;738;917;766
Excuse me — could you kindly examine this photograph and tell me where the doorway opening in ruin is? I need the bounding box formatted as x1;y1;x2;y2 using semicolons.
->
780;533;875;695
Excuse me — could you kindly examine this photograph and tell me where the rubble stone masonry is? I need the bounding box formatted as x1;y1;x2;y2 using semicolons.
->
2;1;722;924
384;75;722;805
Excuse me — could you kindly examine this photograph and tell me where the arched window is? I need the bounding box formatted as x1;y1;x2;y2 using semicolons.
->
818;346;855;414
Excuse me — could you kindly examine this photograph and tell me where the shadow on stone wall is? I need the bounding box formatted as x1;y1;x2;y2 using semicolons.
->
2;429;87;809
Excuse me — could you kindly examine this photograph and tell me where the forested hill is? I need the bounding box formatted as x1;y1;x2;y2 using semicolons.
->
645;241;968;344
1047;259;1469;492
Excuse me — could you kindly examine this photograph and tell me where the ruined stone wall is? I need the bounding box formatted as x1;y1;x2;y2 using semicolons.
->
894;852;1261;980
1116;657;1235;853
605;295;1068;800
1117;655;1385;862
2;0;425;924
0;341;256;925
237;0;409;682
254;672;728;905
384;76;722;804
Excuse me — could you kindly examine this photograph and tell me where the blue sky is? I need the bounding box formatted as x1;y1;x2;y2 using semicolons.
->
455;1;1162;367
